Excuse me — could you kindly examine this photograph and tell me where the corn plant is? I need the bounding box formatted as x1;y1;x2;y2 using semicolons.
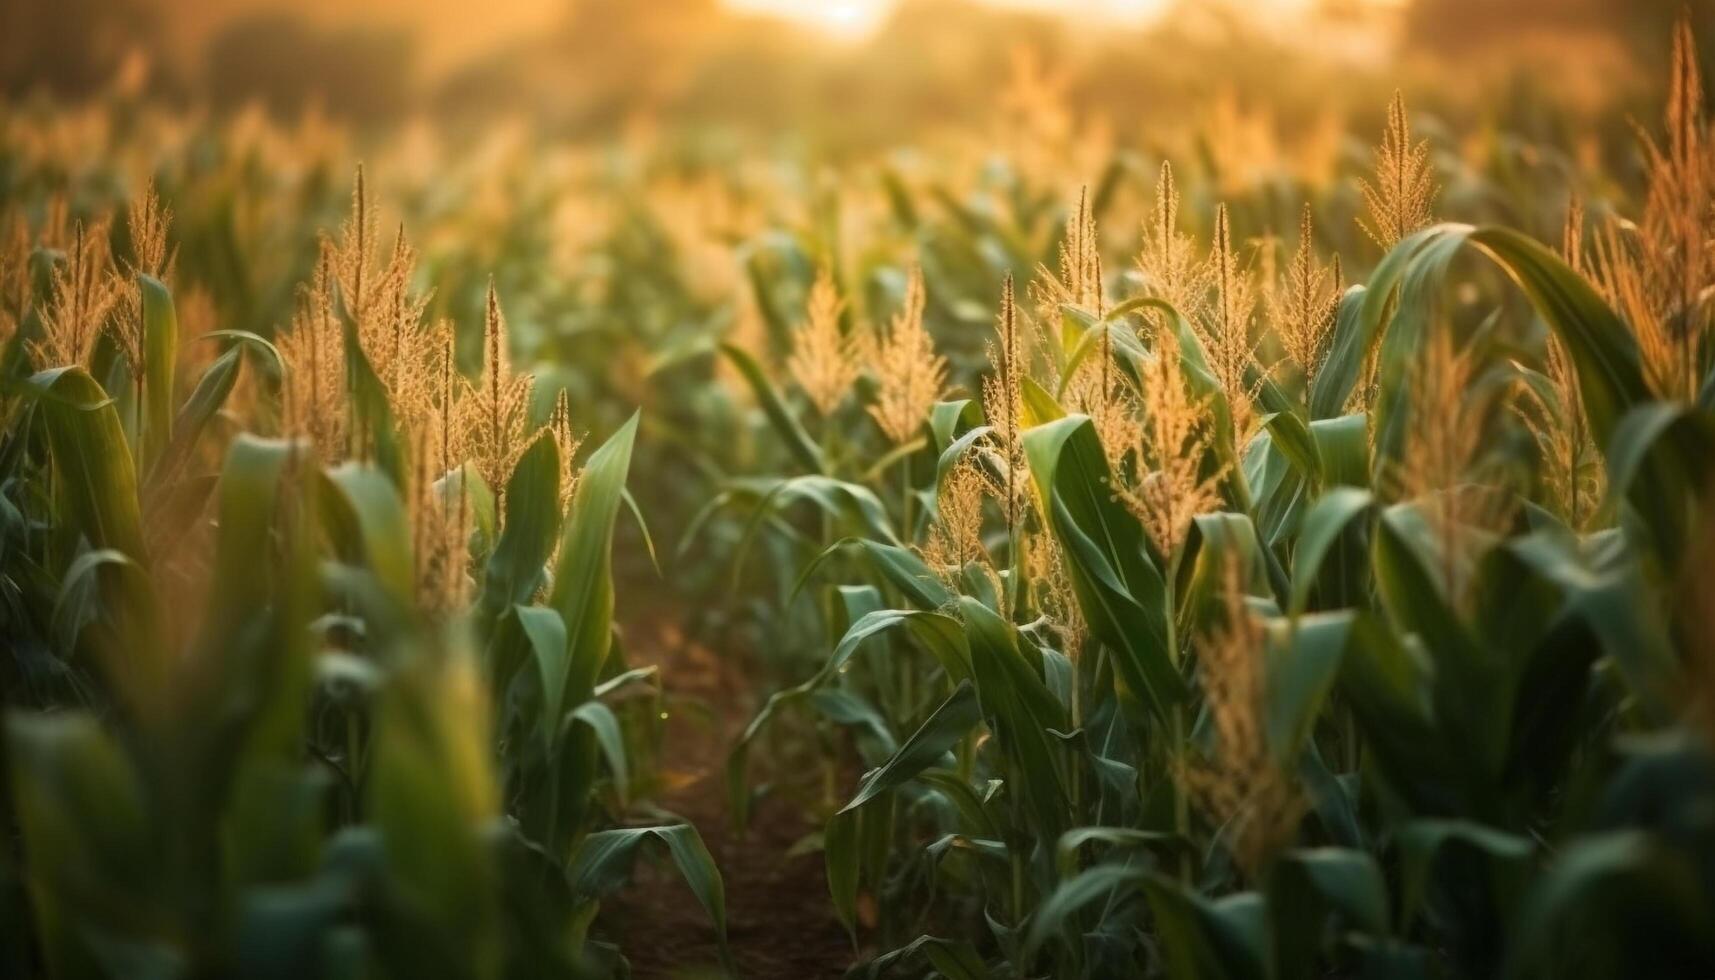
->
721;27;1715;978
0;175;726;978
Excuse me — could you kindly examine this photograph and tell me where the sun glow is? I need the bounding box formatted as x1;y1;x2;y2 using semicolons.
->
725;0;896;39
723;0;1332;39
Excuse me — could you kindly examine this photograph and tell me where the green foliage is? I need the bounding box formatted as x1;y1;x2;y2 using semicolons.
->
8;39;1715;979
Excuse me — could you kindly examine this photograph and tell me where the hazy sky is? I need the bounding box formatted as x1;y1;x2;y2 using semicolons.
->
168;0;1389;74
724;1;1371;38
727;0;1198;36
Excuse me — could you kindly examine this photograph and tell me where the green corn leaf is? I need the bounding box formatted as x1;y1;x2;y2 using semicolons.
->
514;604;569;753
26;367;147;560
1310;285;1371;420
728;608;970;828
1289;487;1373;615
566;700;629;806
1310;414;1370;488
929;398;985;453
1264;612;1349;765
1394;819;1532;931
1262;410;1320;484
145;345;240;493
1021;375;1067;427
1023;414;1186;726
1055;826;1187;878
322;463;414;604
1143;877;1272;980
566;824;730;969
825;809;860;943
1022;863;1153;963
6;713;152;979
340;315;404;486
719;342;825;474
918;768;1003;839
791;537;951;610
476;434;561;630
858;934;991;980
24;367;169;717
961;596;1070;841
550;412;639;709
1269;847;1391;977
137;274;177;470
843;680;981;813
1335;612;1462;814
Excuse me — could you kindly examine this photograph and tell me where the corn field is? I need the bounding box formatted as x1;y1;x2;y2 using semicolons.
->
2;4;1714;979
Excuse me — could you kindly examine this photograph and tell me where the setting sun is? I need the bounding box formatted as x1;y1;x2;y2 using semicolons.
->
727;0;895;37
725;0;1355;38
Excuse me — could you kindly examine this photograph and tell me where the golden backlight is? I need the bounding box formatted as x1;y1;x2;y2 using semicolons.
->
715;0;1345;39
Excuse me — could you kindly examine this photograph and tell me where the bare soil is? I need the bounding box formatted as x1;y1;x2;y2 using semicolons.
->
605;620;854;979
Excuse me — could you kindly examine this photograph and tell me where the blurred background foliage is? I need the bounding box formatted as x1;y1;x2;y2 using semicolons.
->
1;0;1705;145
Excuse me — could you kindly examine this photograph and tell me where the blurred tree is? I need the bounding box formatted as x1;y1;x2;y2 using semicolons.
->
435;0;721;130
1406;0;1713;75
203;13;417;121
0;0;159;97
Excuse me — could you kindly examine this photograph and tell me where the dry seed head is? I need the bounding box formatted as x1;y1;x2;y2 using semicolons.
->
1114;325;1225;558
1197;204;1263;443
39;193;70;252
126;179;173;280
1038;185;1102;316
412;428;474;614
1603;11;1715;404
279;244;348;463
996;44;1077;183
430;319;464;480
362;224;435;419
786;266;859;416
1562;192;1586;277
1358;91;1438;249
548;387;582;513
982;272;1029;537
1514;192;1603;531
1;209;32;347
1022;187;1104;394
1517;334;1603;532
462;280;535;514
32;218;121;370
334;163;380;327
1593;218;1697;401
1042;188;1123;429
1136;161;1211;326
1205;89;1283;195
868;264;948;445
113;182;177;385
1393;328;1514;603
1083;374;1138;480
922;454;998;599
1660;8;1707;204
1269;203;1340;386
1028;528;1086;658
174;285;220;386
1182;554;1303;877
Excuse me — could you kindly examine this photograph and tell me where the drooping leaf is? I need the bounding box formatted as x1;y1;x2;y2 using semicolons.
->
842;680;981;813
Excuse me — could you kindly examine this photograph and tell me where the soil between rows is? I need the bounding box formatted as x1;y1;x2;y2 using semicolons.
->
606;619;854;979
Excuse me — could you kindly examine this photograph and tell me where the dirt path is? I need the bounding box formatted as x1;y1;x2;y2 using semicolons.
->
605;619;854;979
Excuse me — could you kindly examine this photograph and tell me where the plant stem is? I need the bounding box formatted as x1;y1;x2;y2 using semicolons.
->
899;449;913;541
1164;571;1190;884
